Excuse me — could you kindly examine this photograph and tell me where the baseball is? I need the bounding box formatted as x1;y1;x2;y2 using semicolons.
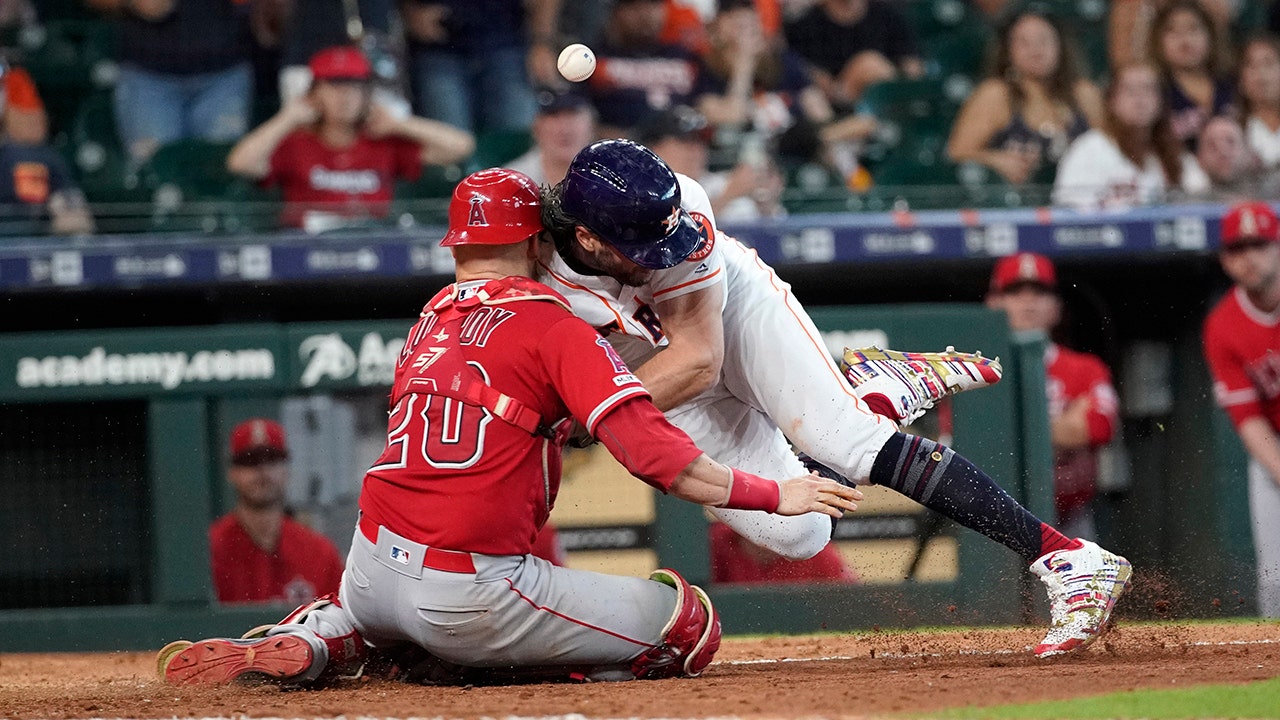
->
557;43;596;83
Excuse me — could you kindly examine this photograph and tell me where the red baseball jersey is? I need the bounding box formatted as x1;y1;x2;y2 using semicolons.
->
360;278;661;557
1045;344;1118;514
264;129;422;228
1204;286;1280;429
209;514;344;604
709;523;856;585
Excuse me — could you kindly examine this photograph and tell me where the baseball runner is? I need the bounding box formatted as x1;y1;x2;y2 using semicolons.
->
1203;200;1280;619
537;139;1133;657
158;168;858;686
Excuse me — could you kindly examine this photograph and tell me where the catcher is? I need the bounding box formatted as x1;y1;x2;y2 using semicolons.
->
156;168;857;686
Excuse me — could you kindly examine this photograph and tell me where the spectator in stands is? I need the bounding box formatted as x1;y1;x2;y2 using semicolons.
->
946;11;1104;186
695;0;850;165
986;253;1119;540
783;0;923;111
1148;0;1235;152
709;521;857;585
1111;0;1233;68
1238;35;1280;169
1053;63;1206;210
273;0;410;116
225;46;474;232
2;59;48;145
0;64;94;237
587;0;702;136
402;0;562;134
0;142;94;236
210;418;344;605
1194;116;1260;197
637;104;785;220
87;0;254;162
1203;200;1280;619
507;87;595;185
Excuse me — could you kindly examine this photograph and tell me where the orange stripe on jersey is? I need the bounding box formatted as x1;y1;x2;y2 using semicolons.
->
743;247;880;415
652;266;723;299
538;261;627;330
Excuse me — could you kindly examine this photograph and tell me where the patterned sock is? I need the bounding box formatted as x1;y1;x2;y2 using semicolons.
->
869;432;1057;563
1040;524;1083;555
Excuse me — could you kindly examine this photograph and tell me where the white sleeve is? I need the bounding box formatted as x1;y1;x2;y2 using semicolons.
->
677;173;716;231
1053;133;1102;210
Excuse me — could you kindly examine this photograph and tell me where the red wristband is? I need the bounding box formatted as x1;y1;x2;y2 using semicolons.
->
723;468;781;512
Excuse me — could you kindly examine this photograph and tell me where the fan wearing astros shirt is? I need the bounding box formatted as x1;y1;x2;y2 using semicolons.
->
226;45;474;232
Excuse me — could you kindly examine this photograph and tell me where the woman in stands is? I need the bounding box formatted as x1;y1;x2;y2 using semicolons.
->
226;46;473;232
946;11;1103;186
1148;0;1234;152
1052;62;1206;209
1237;35;1280;169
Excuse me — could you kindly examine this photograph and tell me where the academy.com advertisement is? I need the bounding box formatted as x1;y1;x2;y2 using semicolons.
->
0;323;414;401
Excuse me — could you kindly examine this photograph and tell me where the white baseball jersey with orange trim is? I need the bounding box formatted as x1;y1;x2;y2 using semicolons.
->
541;175;897;560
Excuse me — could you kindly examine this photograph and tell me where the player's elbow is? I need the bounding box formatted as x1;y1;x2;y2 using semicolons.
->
685;347;723;396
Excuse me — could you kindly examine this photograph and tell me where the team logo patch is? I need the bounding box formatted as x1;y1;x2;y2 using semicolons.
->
468;195;489;227
596;336;630;374
390;546;412;565
661;206;681;233
685;211;715;262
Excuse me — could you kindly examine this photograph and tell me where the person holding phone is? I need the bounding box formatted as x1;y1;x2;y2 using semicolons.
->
226;45;474;232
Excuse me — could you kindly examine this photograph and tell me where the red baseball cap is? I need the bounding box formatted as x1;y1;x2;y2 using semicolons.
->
229;418;288;465
1221;201;1280;247
990;252;1057;293
309;46;372;82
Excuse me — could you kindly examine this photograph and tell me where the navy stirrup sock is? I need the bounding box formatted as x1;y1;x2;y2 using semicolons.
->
869;432;1077;563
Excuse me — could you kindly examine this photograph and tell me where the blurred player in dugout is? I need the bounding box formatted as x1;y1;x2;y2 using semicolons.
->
209;418;344;605
987;253;1120;540
1203;200;1280;619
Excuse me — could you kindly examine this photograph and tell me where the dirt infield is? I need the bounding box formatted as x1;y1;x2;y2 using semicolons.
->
2;622;1279;719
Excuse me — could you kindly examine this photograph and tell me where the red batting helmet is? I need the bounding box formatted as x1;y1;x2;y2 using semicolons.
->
990;252;1057;293
440;168;544;247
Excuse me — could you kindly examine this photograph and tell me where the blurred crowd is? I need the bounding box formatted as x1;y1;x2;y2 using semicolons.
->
4;0;1280;236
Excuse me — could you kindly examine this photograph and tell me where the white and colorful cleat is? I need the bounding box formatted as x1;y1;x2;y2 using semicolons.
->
841;345;1004;424
1031;539;1133;657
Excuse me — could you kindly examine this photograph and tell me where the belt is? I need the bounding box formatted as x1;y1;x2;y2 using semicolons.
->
359;515;477;574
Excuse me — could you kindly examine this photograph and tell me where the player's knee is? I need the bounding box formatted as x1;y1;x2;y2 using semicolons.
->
630;568;721;679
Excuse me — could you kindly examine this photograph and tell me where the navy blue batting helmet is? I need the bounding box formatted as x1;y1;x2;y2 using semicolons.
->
557;139;703;269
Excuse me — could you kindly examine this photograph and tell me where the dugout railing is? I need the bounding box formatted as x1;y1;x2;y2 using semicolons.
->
0;304;1069;652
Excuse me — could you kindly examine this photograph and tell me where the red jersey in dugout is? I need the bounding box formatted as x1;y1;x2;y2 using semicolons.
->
264;129;422;228
1204;286;1280;429
1045;344;1119;514
208;513;344;604
360;277;650;556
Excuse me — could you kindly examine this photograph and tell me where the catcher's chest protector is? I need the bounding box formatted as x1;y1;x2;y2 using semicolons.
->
395;277;572;437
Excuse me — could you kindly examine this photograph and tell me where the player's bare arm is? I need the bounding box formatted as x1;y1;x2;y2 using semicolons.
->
1237;417;1280;490
673;455;861;518
634;283;726;411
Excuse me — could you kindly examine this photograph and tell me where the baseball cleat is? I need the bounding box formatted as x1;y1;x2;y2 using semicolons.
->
1031;539;1133;658
159;635;315;685
840;346;1003;424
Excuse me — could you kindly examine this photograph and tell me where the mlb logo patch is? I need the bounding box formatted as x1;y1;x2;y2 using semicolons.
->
1044;555;1072;573
390;546;412;565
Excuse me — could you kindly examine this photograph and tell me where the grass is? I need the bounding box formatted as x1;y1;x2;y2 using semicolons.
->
928;676;1280;719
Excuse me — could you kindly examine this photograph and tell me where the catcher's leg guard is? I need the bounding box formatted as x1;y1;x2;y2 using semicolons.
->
630;568;721;679
267;593;367;681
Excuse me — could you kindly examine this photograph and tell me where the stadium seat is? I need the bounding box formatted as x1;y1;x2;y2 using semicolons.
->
146;140;267;233
469;130;533;170
20;19;117;137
